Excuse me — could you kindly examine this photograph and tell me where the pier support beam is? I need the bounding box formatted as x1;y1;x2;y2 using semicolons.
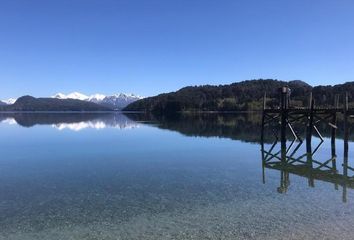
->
343;92;349;203
331;95;338;188
306;93;315;187
280;87;288;147
261;92;267;143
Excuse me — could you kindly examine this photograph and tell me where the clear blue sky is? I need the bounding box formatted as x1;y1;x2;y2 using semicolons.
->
1;0;354;98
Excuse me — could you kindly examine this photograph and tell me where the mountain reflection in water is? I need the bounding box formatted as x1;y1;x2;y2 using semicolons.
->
1;112;354;142
0;113;140;131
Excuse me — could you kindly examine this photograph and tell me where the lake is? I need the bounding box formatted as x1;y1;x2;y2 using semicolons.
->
0;112;354;240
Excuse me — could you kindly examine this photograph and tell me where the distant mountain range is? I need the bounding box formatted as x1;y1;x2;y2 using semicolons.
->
52;92;143;110
1;92;143;111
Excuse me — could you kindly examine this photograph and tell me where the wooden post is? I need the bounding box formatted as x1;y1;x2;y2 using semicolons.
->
344;92;348;164
278;87;289;194
331;113;337;156
263;92;267;110
277;87;289;192
261;92;268;184
261;144;266;184
306;93;314;146
278;169;289;193
331;94;338;179
308;92;313;109
306;93;314;187
343;92;349;202
331;112;338;190
261;89;266;183
335;94;340;109
261;92;266;143
280;87;288;147
331;115;337;146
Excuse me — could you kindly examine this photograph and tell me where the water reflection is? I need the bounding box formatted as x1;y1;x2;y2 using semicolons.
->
128;112;271;143
1;112;354;196
127;112;354;142
261;127;354;202
0;113;140;131
1;112;354;239
1;112;354;141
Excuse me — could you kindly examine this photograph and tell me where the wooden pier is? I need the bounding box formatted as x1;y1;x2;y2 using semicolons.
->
261;87;353;202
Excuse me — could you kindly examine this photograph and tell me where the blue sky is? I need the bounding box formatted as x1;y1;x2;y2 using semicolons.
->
0;0;354;98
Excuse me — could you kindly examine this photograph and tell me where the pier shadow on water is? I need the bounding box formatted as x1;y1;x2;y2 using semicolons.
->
261;138;354;202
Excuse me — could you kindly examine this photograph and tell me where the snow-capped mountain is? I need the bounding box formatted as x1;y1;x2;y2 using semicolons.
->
52;92;143;110
88;94;106;102
52;92;89;101
97;93;143;110
1;98;17;105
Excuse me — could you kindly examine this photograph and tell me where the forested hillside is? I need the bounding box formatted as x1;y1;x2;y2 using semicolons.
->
0;96;112;111
124;79;354;113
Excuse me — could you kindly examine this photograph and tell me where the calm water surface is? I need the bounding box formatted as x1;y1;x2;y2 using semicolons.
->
0;113;354;240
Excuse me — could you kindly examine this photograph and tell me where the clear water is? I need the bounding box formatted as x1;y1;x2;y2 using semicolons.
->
0;113;354;240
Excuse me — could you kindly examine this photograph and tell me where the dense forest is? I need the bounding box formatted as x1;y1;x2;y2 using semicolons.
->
124;79;354;113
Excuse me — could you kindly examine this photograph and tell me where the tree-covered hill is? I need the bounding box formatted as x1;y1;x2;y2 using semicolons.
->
124;79;354;113
0;96;112;111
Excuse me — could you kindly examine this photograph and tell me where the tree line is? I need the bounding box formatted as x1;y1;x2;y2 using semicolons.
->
124;79;354;113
